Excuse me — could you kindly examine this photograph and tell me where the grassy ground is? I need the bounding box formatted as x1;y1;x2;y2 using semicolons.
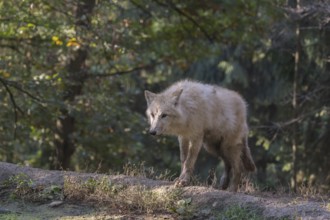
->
0;162;329;220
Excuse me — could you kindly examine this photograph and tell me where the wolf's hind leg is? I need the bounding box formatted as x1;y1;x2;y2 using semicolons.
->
228;158;242;192
220;158;231;190
220;143;242;192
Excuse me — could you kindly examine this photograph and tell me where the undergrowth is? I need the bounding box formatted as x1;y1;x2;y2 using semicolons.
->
63;176;193;216
3;163;194;217
216;205;263;220
121;161;176;181
3;162;329;219
3;173;62;203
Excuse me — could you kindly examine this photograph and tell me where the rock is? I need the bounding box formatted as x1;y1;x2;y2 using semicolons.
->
48;201;64;208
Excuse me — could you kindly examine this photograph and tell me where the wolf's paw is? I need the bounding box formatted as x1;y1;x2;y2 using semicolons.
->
174;179;189;187
228;185;238;192
219;175;229;190
174;175;190;187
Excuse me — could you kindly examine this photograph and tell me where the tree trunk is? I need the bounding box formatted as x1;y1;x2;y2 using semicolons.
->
54;0;95;170
319;17;330;186
291;0;300;192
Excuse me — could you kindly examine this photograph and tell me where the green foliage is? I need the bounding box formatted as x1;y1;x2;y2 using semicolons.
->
4;173;63;202
7;173;34;190
0;213;20;220
172;197;193;217
217;205;263;220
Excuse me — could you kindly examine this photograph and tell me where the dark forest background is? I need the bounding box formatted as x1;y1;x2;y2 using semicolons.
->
0;0;329;193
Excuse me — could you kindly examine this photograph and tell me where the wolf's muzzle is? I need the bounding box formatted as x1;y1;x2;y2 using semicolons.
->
149;130;157;135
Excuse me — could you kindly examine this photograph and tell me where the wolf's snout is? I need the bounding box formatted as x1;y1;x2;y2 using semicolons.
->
149;130;157;135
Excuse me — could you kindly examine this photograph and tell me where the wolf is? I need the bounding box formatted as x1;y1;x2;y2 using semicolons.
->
144;80;256;192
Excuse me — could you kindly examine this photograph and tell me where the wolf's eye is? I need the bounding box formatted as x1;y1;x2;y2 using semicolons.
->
161;114;168;119
151;113;155;118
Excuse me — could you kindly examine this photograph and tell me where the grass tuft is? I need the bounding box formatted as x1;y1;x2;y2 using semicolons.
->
239;176;258;194
216;205;263;220
63;175;187;215
5;173;63;203
121;161;175;181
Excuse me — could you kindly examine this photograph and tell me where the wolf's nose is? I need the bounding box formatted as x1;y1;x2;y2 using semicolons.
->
149;130;157;135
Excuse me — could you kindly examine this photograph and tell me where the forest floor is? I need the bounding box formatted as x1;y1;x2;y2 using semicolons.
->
0;162;329;220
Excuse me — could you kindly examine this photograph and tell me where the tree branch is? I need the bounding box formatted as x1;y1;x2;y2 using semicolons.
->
152;0;214;43
5;80;43;103
0;78;24;137
252;107;329;131
86;62;161;78
130;0;153;19
0;77;46;137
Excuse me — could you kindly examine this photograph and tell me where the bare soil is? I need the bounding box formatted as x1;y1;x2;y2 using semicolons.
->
0;162;329;219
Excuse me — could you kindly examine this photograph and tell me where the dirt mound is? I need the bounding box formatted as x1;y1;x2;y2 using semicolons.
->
0;162;329;219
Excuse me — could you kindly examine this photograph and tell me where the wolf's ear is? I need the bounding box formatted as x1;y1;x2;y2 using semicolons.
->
145;90;157;106
172;88;183;106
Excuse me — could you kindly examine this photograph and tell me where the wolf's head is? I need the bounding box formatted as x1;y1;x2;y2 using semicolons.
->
144;88;183;136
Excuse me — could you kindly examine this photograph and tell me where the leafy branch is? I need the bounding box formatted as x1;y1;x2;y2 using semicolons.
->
86;62;162;78
152;0;215;43
0;78;23;137
0;77;44;137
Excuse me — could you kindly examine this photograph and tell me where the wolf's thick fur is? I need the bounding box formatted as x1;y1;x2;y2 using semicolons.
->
145;80;256;192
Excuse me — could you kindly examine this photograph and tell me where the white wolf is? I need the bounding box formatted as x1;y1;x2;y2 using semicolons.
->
144;80;256;192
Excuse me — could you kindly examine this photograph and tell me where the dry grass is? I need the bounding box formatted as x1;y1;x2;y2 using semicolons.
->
238;176;259;194
3;167;191;217
4;173;62;202
60;163;193;216
4;163;191;216
63;175;183;214
296;183;329;200
3;163;330;220
121;161;175;181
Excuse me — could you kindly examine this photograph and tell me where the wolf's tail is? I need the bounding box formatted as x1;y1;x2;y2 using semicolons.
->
241;137;256;172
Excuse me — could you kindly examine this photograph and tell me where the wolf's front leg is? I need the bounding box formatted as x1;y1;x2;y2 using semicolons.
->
178;136;189;171
175;137;203;187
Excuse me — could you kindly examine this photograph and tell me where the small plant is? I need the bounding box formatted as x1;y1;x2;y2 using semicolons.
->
40;185;63;200
0;213;20;220
6;173;63;202
239;176;258;193
171;197;194;217
297;182;323;199
123;162;149;177
217;205;262;220
7;173;36;200
122;162;175;181
8;173;34;189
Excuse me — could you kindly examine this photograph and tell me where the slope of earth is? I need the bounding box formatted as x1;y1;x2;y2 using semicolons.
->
0;162;329;219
